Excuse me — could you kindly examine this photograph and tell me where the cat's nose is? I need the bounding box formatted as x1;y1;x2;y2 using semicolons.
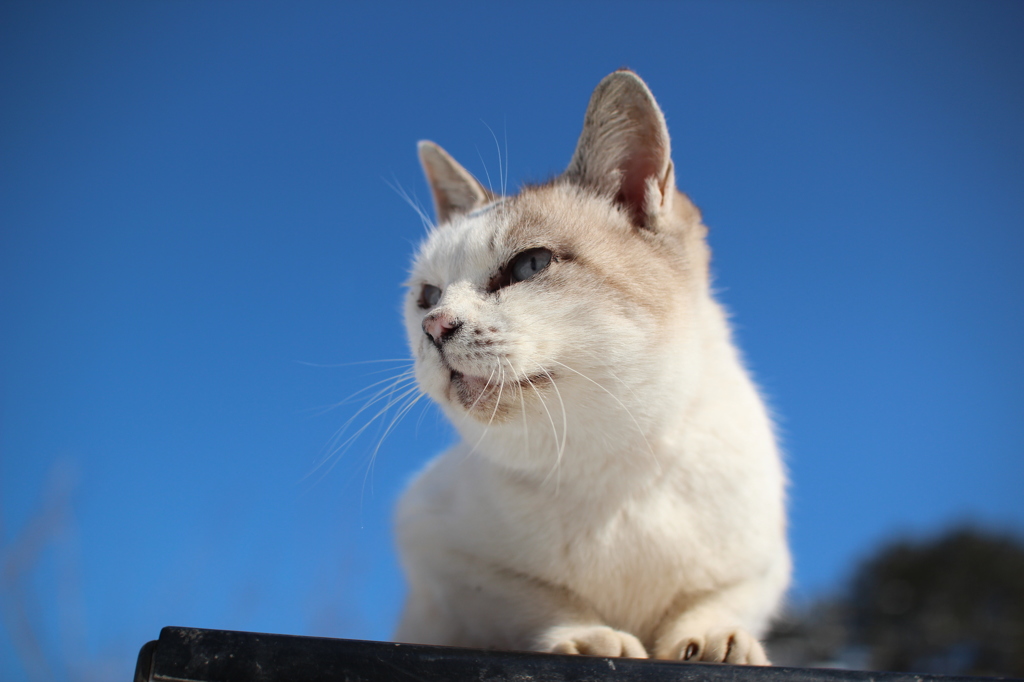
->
423;312;462;345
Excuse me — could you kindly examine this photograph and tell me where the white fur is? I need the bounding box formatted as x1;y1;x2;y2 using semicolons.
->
393;71;789;664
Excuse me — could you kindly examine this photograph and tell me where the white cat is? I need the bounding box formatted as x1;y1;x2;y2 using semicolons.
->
393;70;789;664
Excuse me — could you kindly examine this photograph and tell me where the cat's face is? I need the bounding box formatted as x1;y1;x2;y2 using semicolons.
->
403;71;710;467
405;182;698;419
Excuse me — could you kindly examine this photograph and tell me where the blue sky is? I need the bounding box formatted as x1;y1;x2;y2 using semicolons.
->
2;1;1022;679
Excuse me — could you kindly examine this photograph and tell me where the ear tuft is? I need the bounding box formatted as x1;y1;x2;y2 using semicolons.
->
564;71;673;228
418;141;494;225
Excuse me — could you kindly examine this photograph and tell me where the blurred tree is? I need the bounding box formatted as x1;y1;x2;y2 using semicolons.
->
763;597;851;668
848;526;1024;676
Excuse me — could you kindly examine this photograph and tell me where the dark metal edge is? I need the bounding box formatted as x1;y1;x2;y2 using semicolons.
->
134;639;157;682
141;627;1024;682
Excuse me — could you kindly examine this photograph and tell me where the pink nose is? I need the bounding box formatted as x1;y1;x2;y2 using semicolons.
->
423;312;461;344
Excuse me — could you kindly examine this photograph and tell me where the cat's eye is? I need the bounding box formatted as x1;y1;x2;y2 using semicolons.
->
510;248;552;284
418;284;441;309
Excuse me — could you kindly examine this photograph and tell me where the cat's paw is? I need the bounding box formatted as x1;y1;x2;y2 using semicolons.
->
663;627;768;665
539;625;648;658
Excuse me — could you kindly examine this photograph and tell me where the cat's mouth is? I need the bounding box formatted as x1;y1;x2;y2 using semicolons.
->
448;367;553;415
449;369;491;395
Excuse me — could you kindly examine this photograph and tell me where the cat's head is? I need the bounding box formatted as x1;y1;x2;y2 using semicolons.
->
404;71;712;470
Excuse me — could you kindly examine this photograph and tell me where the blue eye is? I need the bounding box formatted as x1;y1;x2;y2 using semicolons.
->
419;284;441;309
510;248;552;283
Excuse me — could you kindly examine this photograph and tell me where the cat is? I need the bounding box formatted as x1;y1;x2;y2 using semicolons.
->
393;70;789;664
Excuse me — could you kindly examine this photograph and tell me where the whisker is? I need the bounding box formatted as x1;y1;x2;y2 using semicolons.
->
294;358;414;368
476;143;496;197
314;373;417;462
321;381;420;466
303;377;421;485
361;389;426;503
308;368;416;416
413;395;435;435
537;363;568;469
504;358;528;446
487;362;506;428
502;118;508;197
334;382;421;458
457;365;498;429
522;371;561;489
482;120;507;198
385;175;435;233
465;363;504;460
545;358;661;475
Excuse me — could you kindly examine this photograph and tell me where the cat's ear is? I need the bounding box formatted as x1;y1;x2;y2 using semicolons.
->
418;140;495;225
564;70;675;229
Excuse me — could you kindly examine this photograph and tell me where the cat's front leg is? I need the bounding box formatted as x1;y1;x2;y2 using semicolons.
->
537;624;648;658
394;531;644;655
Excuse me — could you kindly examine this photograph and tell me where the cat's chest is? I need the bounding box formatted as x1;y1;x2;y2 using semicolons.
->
481;466;746;626
545;483;716;577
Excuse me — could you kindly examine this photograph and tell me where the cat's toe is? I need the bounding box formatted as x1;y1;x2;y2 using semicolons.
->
705;627;768;664
541;625;648;658
665;627;768;665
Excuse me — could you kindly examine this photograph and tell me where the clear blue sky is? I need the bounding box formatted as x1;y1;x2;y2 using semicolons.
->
2;1;1022;680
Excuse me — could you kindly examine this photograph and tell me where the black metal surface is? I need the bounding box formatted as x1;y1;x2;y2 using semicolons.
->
135;626;1022;682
